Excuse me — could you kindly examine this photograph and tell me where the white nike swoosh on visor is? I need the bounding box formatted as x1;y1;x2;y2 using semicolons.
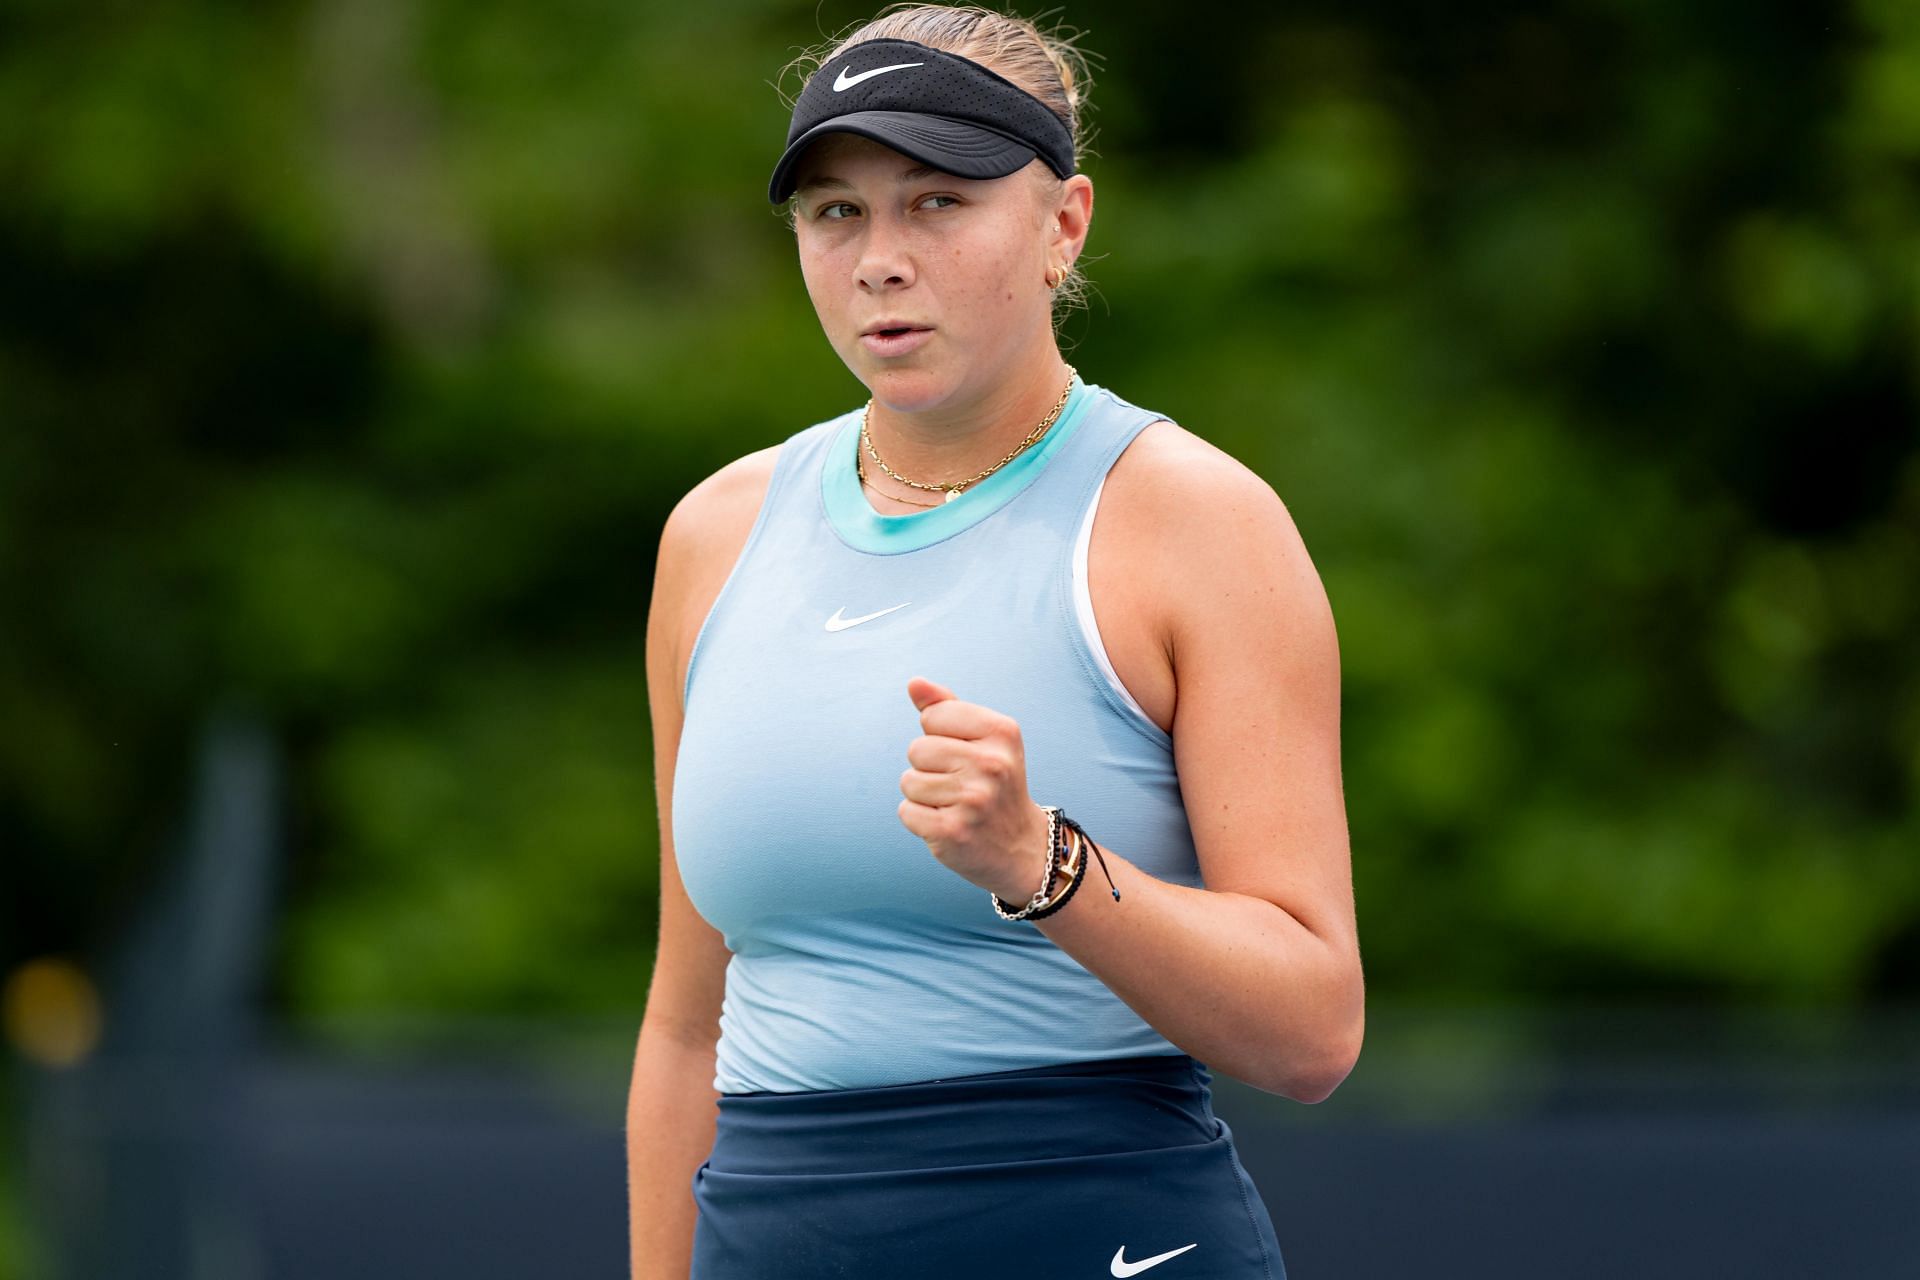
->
1111;1243;1199;1277
833;62;924;91
824;602;911;631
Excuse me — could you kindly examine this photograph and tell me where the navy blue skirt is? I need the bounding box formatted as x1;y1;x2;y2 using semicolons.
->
690;1052;1287;1279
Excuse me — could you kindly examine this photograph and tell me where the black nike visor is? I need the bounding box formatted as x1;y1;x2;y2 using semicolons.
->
768;37;1076;204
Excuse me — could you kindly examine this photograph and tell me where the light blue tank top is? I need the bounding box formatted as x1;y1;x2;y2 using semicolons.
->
673;375;1201;1094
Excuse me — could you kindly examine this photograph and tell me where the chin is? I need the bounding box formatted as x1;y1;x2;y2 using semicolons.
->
861;366;951;410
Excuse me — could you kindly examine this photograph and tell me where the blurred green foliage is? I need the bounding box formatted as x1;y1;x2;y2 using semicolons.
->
1;0;1916;1029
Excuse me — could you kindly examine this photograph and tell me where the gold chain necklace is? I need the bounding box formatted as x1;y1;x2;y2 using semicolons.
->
858;366;1077;507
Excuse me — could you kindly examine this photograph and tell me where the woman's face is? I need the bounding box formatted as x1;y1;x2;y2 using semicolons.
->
790;133;1072;413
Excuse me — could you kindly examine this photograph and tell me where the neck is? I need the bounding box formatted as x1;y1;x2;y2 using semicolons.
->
863;353;1074;494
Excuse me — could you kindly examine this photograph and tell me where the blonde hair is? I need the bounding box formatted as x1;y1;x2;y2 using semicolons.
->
777;4;1100;323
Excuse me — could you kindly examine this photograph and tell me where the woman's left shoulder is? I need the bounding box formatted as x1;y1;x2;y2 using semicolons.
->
1100;419;1338;736
1107;417;1301;543
1104;415;1328;638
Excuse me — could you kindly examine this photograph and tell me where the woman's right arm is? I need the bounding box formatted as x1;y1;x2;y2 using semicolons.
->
627;450;778;1280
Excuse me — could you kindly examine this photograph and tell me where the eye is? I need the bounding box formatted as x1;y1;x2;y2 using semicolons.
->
811;194;957;222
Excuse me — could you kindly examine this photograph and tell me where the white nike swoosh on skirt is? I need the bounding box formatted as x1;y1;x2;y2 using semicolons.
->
1111;1243;1199;1277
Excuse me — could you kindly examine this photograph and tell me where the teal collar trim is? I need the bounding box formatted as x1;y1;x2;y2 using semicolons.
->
822;375;1093;555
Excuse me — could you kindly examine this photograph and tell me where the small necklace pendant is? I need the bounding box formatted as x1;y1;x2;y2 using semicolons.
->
944;487;963;503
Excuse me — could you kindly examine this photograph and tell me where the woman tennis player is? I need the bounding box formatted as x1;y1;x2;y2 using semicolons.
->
628;6;1362;1277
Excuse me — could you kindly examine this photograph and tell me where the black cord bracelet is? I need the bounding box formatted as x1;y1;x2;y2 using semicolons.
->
1024;826;1086;920
991;806;1122;922
1059;811;1120;902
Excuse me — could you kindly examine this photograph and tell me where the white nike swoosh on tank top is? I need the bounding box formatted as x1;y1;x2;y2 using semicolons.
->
824;602;911;631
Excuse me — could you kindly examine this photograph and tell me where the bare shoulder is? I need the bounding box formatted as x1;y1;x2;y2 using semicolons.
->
1106;419;1283;515
670;442;783;537
658;442;782;588
652;442;784;709
1101;419;1320;609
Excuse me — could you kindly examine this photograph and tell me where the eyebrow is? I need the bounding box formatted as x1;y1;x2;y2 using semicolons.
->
795;163;947;195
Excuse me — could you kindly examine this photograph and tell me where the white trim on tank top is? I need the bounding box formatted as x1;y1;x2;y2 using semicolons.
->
1072;469;1162;734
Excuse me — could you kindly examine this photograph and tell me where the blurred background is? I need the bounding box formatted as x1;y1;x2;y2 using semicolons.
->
3;0;1917;1276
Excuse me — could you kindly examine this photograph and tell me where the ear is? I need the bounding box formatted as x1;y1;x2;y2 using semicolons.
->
1048;174;1094;269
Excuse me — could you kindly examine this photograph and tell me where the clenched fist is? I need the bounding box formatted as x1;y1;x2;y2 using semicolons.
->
898;676;1051;905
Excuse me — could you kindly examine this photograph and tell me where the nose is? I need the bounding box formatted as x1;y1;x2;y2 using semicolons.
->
854;211;915;292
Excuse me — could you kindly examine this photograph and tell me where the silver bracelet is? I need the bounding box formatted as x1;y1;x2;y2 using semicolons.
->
990;805;1061;922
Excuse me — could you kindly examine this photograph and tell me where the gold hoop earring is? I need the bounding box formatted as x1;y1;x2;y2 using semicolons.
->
1045;263;1067;289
